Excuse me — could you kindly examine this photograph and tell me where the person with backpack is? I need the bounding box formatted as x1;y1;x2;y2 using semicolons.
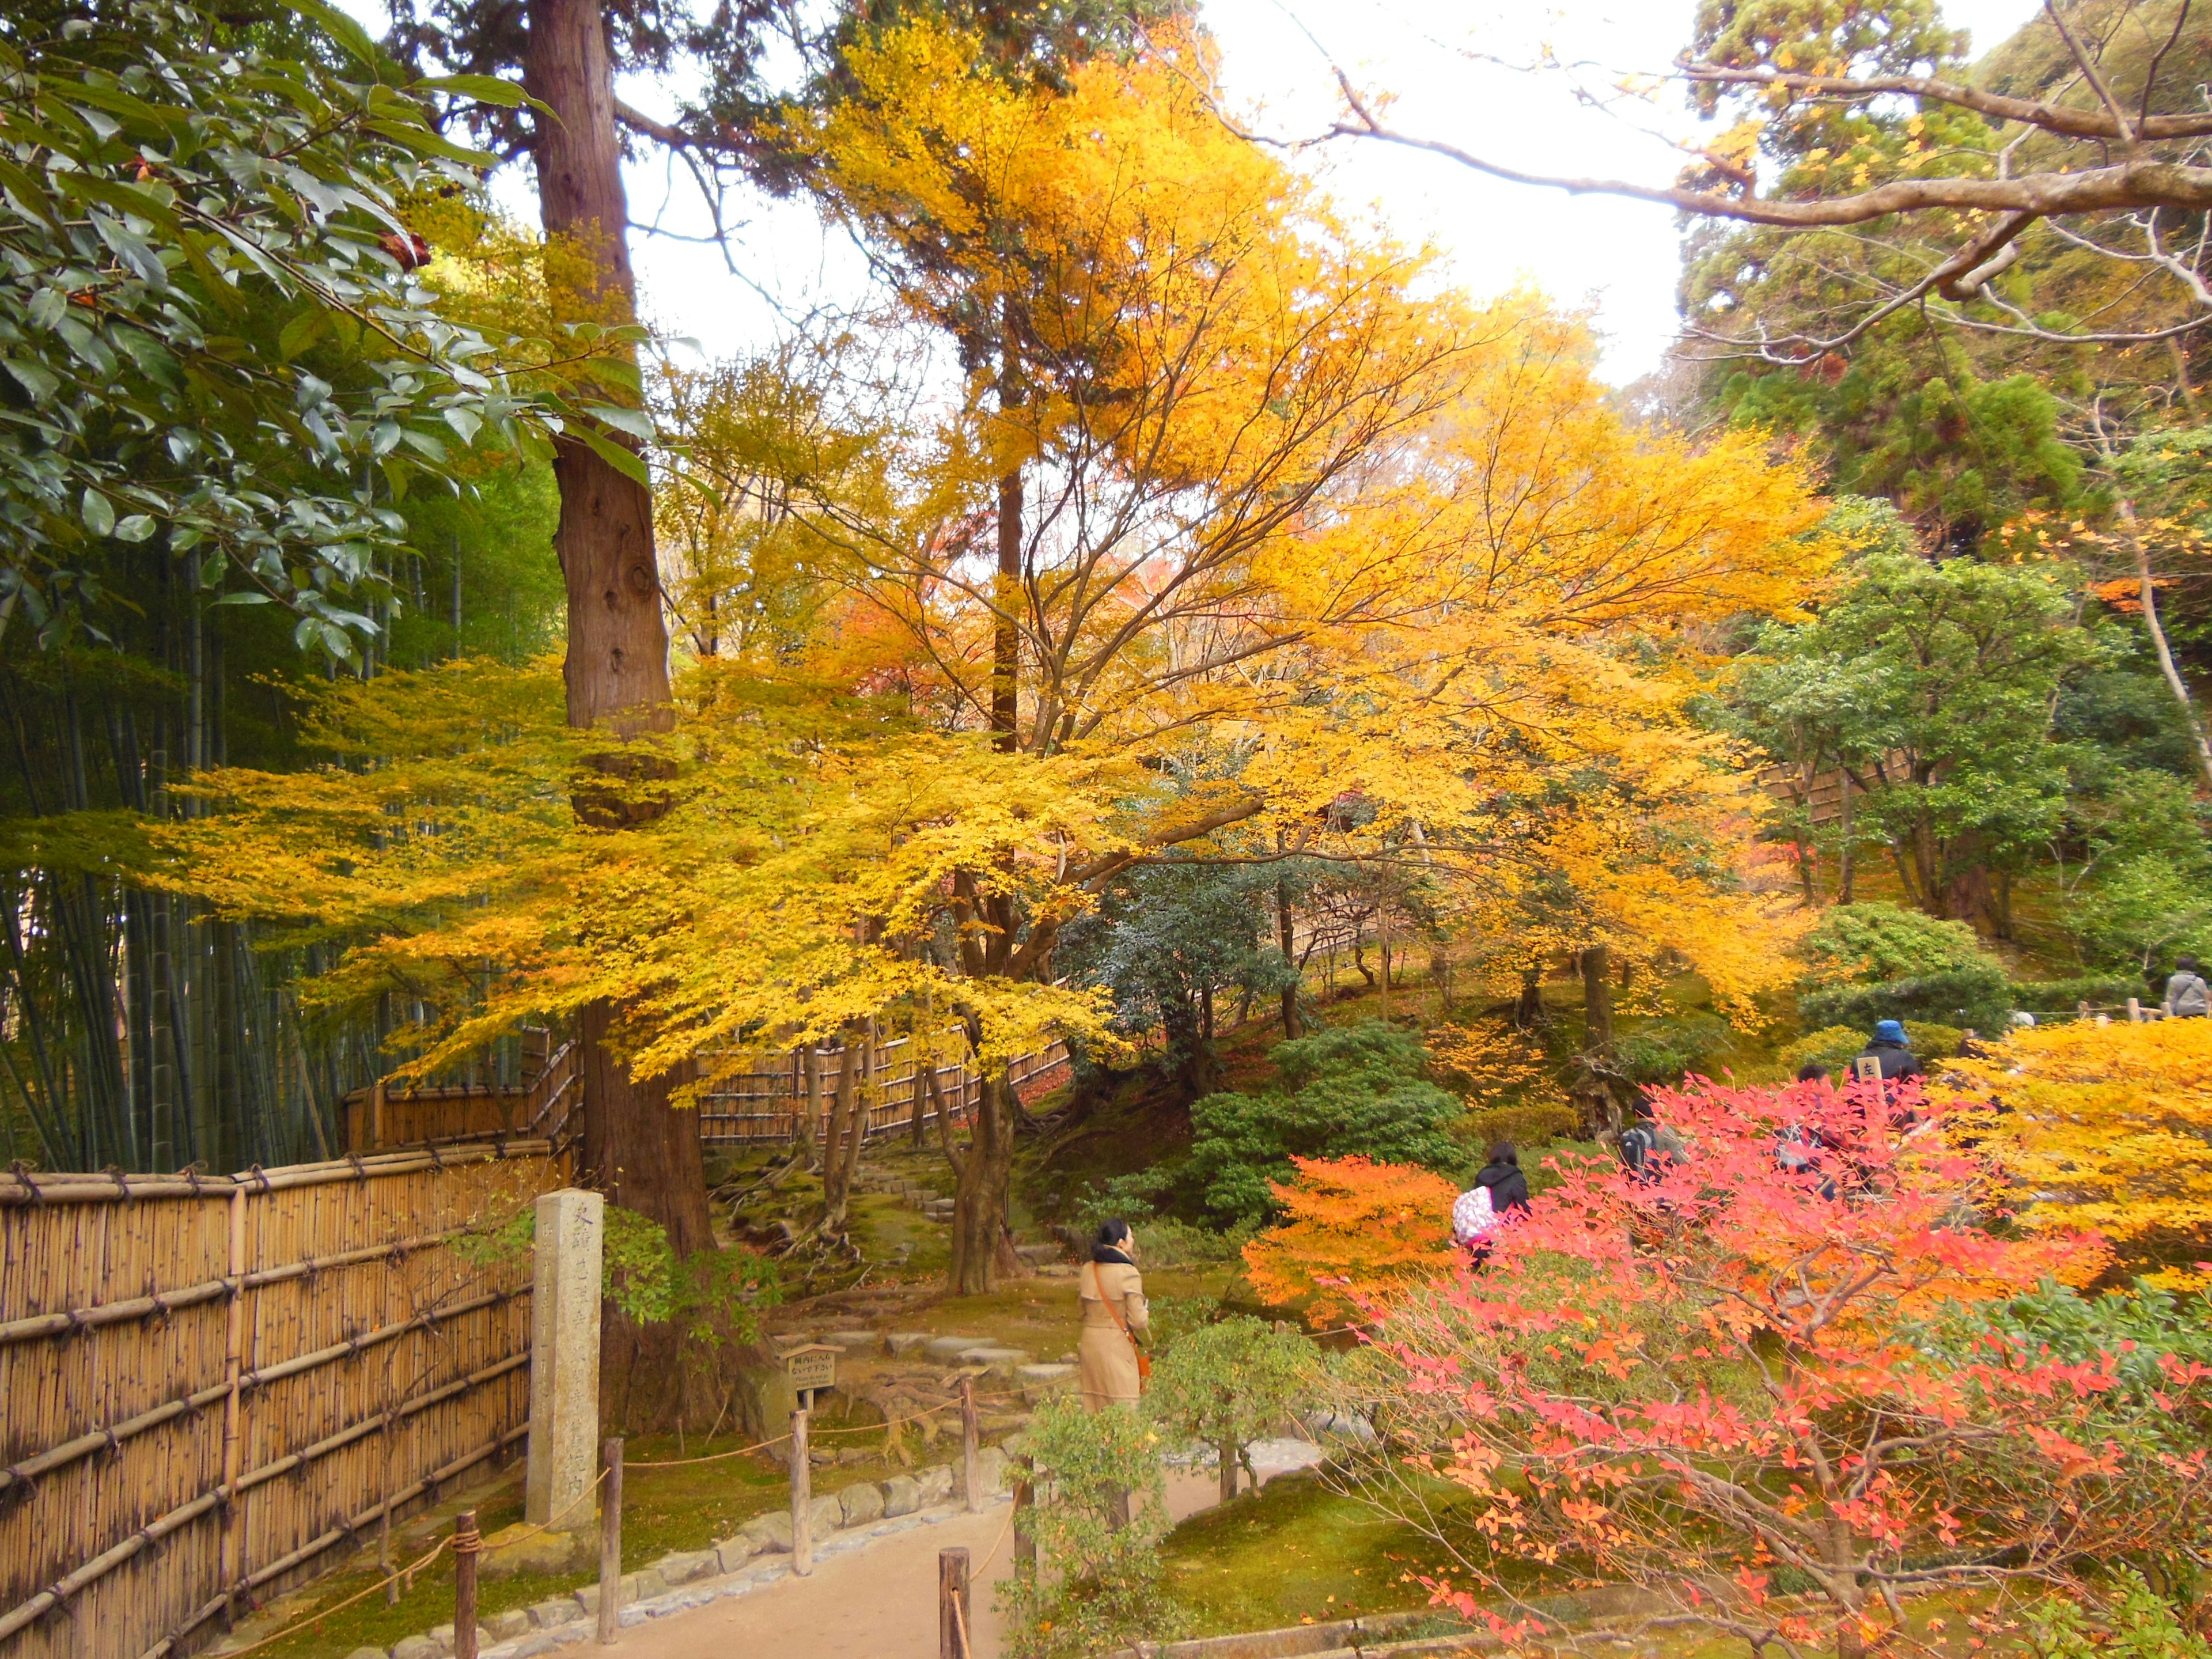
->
2165;956;2210;1018
1616;1107;1683;1185
1852;1020;1923;1082
1452;1143;1531;1266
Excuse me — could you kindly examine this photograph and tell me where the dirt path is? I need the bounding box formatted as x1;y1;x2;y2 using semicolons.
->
606;1446;1320;1659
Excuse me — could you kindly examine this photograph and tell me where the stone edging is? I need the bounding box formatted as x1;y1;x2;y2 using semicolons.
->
333;1451;1011;1659
481;1494;1013;1659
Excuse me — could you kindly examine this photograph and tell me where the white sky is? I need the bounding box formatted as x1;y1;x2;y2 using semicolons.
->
367;0;2046;386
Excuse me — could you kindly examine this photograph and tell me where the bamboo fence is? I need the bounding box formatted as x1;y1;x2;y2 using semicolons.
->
695;1036;1071;1146
0;1141;560;1659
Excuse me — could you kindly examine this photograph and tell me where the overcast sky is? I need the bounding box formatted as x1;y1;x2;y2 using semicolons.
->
404;0;2046;386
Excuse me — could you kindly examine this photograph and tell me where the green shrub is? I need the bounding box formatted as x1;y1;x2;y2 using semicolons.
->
1186;1022;1462;1225
1778;1022;1964;1077
1612;1012;1734;1085
1798;902;2001;985
1797;963;2012;1034
998;1395;1184;1659
1146;1316;1317;1487
2011;976;2147;1012
1453;1101;1580;1157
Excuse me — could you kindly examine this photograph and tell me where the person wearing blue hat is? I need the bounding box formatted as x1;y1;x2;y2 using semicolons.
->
1853;1019;1923;1082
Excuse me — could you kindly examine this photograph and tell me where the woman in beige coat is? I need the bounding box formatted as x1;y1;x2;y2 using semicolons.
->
1077;1219;1149;1411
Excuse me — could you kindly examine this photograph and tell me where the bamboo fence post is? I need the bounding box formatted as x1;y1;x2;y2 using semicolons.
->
453;1510;482;1659
597;1438;622;1645
961;1378;980;1514
790;1408;813;1577
938;1547;970;1659
217;1183;246;1622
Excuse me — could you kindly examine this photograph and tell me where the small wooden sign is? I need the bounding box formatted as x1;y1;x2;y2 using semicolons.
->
784;1343;837;1395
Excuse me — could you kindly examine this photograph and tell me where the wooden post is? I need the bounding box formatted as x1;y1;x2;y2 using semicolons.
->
597;1438;622;1646
938;1547;971;1659
1012;1463;1036;1571
961;1377;981;1513
2129;997;2145;1022
1219;1435;1238;1505
790;1407;813;1577
453;1510;482;1659
370;1075;385;1148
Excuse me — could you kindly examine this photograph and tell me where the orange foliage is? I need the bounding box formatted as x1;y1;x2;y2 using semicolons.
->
1241;1156;1460;1328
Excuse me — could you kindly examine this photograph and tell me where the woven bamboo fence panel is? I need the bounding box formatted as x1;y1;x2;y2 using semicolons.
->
0;1142;561;1659
696;1036;1071;1145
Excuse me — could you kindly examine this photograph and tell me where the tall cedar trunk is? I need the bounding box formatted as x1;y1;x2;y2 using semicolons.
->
525;0;740;1432
994;468;1022;751
1276;864;1300;1038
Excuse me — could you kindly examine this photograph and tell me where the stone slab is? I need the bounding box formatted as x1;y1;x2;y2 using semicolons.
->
885;1331;933;1355
880;1473;923;1517
922;1335;980;1361
839;1479;884;1527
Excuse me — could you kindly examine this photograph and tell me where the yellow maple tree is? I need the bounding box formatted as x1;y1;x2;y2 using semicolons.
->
1944;1017;2212;1285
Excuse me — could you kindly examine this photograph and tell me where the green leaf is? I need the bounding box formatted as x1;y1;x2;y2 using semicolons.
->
2;359;59;400
572;423;652;486
214;592;274;607
287;0;380;67
585;403;656;444
414;74;536;111
112;514;156;543
278;308;330;362
79;488;115;538
583;355;644;396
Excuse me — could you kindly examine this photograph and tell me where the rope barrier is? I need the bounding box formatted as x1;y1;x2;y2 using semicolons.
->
209;1467;612;1659
213;1536;452;1659
626;1386;1028;1468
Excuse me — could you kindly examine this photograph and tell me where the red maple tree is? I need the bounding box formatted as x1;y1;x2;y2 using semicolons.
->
1343;1079;2212;1657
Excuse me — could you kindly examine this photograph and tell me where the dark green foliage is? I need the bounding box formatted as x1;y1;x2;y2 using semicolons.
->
2010;977;2150;1012
1611;1012;1732;1085
1798;964;2013;1036
1145;1315;1316;1465
1798;901;2001;985
1059;854;1297;1094
0;0;530;653
1185;1022;1462;1226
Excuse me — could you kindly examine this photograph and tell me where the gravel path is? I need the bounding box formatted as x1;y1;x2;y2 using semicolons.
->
582;1441;1324;1659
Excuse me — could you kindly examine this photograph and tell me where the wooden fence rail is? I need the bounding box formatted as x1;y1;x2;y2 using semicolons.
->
0;1142;559;1659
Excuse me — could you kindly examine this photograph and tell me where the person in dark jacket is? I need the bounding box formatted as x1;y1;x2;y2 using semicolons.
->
1474;1143;1531;1216
1853;1019;1923;1081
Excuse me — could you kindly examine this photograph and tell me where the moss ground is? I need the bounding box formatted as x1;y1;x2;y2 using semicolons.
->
1160;1469;1467;1634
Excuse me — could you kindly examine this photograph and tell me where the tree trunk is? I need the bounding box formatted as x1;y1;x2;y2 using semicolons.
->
1514;964;1545;1028
948;1072;1016;1295
993;468;1022;752
2118;495;2212;792
525;0;755;1434
1276;838;1300;1039
1837;773;1855;904
821;1035;859;1230
1581;945;1614;1051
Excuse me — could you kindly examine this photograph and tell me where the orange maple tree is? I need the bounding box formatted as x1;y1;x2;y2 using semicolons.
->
1241;1156;1460;1327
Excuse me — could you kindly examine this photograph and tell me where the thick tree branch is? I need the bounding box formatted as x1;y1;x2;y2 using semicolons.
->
1672;65;2212;143
1327;75;2212;226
